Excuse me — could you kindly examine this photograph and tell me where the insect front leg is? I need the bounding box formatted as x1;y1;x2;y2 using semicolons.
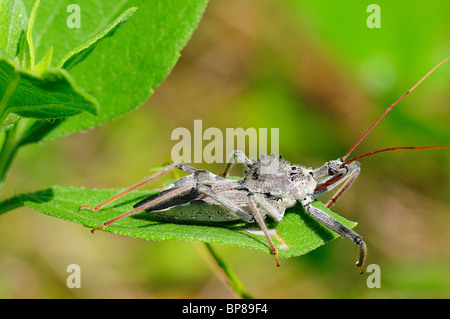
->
313;162;361;208
79;162;197;212
304;203;367;274
324;162;360;209
222;150;252;177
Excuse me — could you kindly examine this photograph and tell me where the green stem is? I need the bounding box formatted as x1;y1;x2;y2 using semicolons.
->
0;72;21;124
204;243;253;299
0;67;25;191
0;120;25;190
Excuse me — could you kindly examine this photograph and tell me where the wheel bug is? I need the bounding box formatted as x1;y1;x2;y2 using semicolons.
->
79;57;449;273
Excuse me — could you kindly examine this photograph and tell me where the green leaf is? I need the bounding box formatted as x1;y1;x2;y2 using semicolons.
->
22;0;209;140
0;0;28;58
0;54;98;121
13;186;357;259
57;7;137;70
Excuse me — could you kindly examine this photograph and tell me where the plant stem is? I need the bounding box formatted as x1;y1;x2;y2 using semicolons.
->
0;72;20;124
204;243;253;299
0;67;26;191
0;120;25;190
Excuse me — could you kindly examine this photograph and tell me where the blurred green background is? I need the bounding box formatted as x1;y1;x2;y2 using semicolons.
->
0;0;449;298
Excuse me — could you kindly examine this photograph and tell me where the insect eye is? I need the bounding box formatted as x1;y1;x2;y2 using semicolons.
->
328;166;338;175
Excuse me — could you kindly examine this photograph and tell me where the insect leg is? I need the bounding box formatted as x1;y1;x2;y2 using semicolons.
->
305;203;367;274
314;162;360;208
248;193;280;267
222;150;252;177
196;186;280;265
325;162;360;208
79;163;197;212
91;184;194;232
252;194;285;222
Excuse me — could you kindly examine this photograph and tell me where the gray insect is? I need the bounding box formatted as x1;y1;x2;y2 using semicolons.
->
79;58;449;273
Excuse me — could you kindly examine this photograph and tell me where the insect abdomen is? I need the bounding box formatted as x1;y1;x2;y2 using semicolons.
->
149;201;243;223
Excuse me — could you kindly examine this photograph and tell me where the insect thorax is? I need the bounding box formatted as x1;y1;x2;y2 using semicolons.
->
242;154;317;204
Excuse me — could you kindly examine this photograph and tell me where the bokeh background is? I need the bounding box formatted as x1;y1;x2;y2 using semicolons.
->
1;0;449;298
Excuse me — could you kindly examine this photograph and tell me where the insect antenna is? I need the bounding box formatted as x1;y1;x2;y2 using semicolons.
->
341;57;449;162
343;145;450;165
